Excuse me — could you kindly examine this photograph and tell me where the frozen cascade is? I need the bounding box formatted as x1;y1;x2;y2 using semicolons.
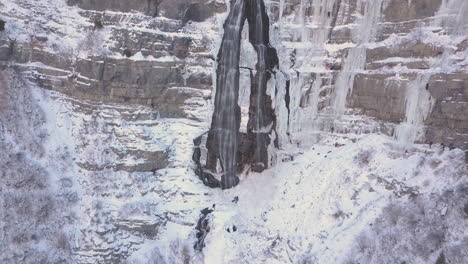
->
279;0;285;31
245;0;279;172
395;0;467;147
299;0;307;42
309;0;339;45
394;75;434;147
204;0;279;187
294;0;338;71
331;0;384;117
288;0;338;136
205;0;246;189
239;21;256;133
438;0;468;39
331;47;367;117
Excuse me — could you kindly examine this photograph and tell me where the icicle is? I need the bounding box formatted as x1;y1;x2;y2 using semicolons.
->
394;75;435;148
331;0;384;117
394;0;466;147
279;0;285;31
299;0;308;42
331;47;367;116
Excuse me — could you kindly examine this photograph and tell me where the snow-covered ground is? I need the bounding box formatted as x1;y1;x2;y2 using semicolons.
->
3;71;463;263
128;132;467;264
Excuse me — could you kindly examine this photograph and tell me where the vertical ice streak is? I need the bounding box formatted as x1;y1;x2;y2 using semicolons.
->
246;0;279;172
394;0;466;147
205;0;279;186
331;47;367;116
279;0;285;31
394;75;434;147
206;0;246;189
288;0;338;135
331;0;383;117
299;0;308;42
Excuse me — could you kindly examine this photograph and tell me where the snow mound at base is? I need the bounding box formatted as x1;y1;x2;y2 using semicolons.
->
130;133;467;264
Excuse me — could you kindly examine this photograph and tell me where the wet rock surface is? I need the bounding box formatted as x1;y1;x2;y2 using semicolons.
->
204;0;279;188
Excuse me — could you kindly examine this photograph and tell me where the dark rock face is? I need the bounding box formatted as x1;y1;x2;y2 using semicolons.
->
204;0;278;188
245;0;279;172
205;0;246;189
193;133;222;188
183;2;224;23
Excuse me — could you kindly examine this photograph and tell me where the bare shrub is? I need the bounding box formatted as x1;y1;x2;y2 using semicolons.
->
429;158;442;169
348;181;468;264
446;241;468;263
435;252;446;264
55;232;70;251
94;19;103;30
354;149;374;166
123;48;132;58
143;239;193;264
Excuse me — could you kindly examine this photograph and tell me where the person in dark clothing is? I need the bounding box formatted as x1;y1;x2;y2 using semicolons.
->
429;141;433;148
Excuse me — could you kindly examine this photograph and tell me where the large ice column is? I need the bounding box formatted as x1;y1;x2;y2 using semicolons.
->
439;0;468;36
206;0;246;189
331;0;384;117
394;0;466;147
287;0;340;137
394;75;435;147
279;0;285;31
245;0;279;172
204;0;279;186
295;0;339;70
331;47;367;116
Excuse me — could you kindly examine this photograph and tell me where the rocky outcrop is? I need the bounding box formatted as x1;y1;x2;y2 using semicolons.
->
67;0;225;21
1;0;218;262
0;0;217;118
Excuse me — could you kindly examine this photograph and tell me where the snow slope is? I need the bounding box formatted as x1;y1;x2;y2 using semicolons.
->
127;132;467;264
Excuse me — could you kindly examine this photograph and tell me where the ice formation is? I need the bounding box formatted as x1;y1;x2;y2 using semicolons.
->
1;0;467;263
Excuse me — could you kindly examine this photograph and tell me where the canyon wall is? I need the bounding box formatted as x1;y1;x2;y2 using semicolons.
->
0;0;467;263
265;0;468;148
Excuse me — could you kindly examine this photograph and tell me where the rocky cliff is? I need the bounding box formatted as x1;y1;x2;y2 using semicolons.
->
266;0;468;148
0;0;467;263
